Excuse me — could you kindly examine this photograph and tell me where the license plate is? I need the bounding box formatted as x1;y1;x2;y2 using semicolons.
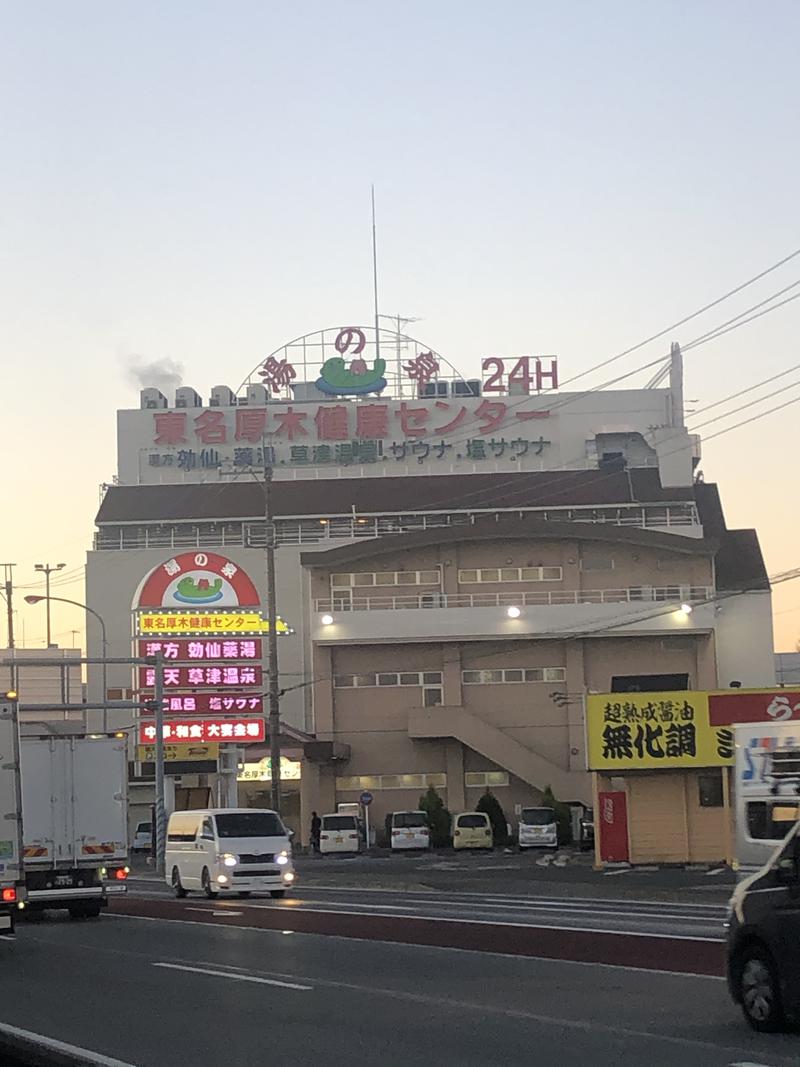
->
405;833;414;839
55;875;73;887
335;836;343;843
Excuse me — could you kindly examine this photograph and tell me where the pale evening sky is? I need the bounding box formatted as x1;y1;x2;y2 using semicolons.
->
1;1;798;651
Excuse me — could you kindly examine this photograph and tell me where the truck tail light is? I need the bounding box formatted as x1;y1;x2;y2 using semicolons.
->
113;868;128;881
348;833;358;840
2;887;16;903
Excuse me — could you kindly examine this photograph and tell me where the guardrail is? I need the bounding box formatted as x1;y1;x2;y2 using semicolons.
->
315;587;713;613
0;1021;135;1067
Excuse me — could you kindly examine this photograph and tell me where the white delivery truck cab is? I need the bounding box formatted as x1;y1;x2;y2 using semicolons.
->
734;721;800;879
20;731;129;917
0;702;25;934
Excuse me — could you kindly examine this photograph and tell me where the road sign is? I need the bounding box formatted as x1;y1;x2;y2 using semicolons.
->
360;791;373;806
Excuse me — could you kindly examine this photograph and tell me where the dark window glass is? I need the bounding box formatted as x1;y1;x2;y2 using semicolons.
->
457;814;489;828
215;812;284;838
698;773;723;808
393;812;427;828
321;816;358;831
520;808;556;825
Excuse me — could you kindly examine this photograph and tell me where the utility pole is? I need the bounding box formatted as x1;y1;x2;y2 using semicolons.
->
34;563;65;646
262;449;282;814
1;565;15;649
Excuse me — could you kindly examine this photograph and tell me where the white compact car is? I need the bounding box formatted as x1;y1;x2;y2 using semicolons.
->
165;808;295;898
518;806;558;849
388;811;430;851
319;813;361;854
132;821;152;853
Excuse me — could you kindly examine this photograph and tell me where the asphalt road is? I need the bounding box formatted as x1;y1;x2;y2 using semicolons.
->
3;911;798;1067
126;877;729;940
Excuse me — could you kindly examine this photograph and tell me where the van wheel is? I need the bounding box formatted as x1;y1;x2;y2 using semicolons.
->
201;868;218;899
171;867;187;899
738;945;785;1032
270;890;285;899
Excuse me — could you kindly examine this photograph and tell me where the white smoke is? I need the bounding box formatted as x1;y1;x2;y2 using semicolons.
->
126;355;184;392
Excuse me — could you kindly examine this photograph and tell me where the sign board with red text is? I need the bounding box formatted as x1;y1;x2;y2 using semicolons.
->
138;639;262;661
156;693;264;715
138;665;262;690
139;718;265;744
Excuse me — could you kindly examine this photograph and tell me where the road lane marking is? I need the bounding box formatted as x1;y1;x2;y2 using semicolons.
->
153;962;312;990
0;1021;135;1067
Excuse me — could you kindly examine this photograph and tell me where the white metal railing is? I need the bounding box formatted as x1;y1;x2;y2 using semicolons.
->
93;503;701;550
314;586;713;613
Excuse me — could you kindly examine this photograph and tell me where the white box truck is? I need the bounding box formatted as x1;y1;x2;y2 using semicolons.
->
734;720;800;878
20;731;129;918
0;702;25;934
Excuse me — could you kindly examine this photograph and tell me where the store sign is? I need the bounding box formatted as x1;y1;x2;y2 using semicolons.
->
708;689;800;725
139;718;265;743
238;757;301;782
138;665;262;689
586;692;734;771
481;356;558;394
138;639;262;661
156;693;263;714
135;551;260;609
136;611;293;636
135;743;219;763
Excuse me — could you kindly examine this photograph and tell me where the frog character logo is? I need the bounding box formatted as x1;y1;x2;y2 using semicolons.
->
173;575;224;605
315;327;388;395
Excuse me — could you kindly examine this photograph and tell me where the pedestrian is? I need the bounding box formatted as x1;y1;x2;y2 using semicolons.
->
310;810;321;854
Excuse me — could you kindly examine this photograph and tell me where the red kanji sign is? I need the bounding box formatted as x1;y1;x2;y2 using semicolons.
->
137;639;262;661
153;412;187;445
139;718;265;743
138;665;262;690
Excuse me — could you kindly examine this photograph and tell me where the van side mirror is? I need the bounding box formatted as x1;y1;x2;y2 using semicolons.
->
777;855;798;884
287;829;295;841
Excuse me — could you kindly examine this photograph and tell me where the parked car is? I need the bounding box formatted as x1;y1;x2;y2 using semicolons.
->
319;813;361;854
518;807;558;850
132;821;152;853
166;808;295;899
452;811;493;850
727;819;800;1030
388;811;430;851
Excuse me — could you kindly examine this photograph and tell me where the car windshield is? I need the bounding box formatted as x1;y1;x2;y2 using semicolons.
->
322;816;357;830
394;813;427;828
458;814;488;828
520;808;555;826
214;812;284;838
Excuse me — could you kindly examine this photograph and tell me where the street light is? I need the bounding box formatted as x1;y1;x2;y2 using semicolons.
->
24;594;109;730
34;563;65;646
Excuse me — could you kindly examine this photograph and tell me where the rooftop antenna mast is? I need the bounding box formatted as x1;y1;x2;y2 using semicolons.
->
379;313;422;396
371;185;380;364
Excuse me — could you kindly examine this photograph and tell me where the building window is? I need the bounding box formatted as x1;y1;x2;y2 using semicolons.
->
334;671;443;689
458;566;562;584
462;667;566;684
336;773;447;791
580;557;615;571
423;686;443;707
698;772;723;808
331;568;441;590
465;771;510;788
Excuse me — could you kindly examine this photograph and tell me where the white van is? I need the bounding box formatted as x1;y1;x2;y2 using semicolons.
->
389;811;430;851
319;813;361;854
165;808;295;899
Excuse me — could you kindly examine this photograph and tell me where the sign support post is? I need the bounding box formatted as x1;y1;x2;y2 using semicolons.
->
153;653;166;877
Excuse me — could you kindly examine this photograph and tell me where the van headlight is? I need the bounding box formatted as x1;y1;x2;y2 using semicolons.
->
221;853;238;867
276;851;289;866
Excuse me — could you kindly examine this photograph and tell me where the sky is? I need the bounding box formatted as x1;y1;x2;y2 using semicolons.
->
1;0;799;652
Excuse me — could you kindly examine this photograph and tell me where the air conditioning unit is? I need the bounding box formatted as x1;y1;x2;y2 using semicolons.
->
140;388;167;410
175;387;203;409
452;379;481;398
239;384;268;406
420;381;449;398
210;385;236;407
290;382;328;402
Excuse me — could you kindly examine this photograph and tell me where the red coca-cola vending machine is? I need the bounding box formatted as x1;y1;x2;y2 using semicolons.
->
598;790;629;863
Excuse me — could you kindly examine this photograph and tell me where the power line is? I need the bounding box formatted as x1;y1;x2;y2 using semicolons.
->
690;379;800;431
689;361;800;417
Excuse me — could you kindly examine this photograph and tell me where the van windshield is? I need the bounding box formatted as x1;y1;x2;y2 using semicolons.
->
458;814;488;828
136;823;151;833
215;812;284;838
520;808;555;826
322;816;357;830
393;813;427;828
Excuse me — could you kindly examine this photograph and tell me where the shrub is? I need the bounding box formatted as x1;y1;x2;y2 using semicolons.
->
418;785;452;847
541;784;572;846
476;789;508;846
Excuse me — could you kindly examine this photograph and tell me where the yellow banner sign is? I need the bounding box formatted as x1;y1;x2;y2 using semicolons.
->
586;691;733;771
237;757;302;783
136;610;293;636
136;743;219;763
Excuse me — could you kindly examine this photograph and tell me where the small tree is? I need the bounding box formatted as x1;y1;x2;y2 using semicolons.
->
476;789;508;846
418;785;451;847
541;784;572;846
